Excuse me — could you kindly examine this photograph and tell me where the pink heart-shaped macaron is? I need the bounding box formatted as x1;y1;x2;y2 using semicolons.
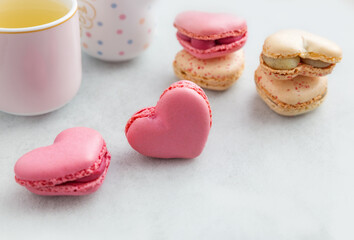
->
174;11;248;59
125;81;212;159
14;127;111;196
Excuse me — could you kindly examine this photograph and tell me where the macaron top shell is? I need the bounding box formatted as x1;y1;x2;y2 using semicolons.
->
159;80;213;127
15;127;104;182
125;80;212;133
174;11;247;39
263;29;342;63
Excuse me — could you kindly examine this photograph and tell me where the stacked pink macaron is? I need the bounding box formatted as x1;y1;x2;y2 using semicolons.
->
173;11;248;90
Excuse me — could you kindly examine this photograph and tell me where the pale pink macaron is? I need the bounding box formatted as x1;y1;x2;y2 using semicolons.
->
14;127;111;196
174;11;247;59
125;80;212;159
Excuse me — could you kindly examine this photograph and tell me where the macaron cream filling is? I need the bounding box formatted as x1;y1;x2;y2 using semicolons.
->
47;153;108;187
72;155;107;183
301;58;332;68
262;54;332;70
46;147;109;186
177;32;245;50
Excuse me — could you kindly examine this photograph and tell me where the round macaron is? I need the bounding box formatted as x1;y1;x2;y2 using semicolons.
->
14;127;111;196
254;66;328;116
173;49;245;91
174;11;247;59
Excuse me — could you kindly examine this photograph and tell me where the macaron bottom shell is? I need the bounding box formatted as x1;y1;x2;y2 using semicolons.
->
173;49;245;91
255;83;326;116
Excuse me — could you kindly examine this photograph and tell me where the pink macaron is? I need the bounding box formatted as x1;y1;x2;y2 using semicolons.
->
125;80;212;159
174;11;247;59
14;127;111;196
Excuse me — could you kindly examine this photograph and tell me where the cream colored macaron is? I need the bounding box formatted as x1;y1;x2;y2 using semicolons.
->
260;29;342;80
173;49;244;91
254;66;327;116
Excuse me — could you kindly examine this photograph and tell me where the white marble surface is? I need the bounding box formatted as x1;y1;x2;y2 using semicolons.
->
1;0;354;239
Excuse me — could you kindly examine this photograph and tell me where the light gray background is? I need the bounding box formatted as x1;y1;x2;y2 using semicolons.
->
1;0;353;239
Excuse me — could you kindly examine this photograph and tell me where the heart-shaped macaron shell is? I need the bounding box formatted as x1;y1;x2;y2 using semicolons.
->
263;29;342;63
125;81;212;159
174;11;247;59
14;127;111;196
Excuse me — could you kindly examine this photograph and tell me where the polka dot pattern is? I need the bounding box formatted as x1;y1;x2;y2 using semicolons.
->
80;2;154;59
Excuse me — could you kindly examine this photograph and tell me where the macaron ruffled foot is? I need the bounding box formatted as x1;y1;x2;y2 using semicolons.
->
14;127;111;196
125;80;212;159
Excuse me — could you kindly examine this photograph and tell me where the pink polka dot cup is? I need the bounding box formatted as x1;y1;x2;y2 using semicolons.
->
78;0;155;61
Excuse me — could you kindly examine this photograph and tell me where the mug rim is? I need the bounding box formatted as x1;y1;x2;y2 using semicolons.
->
0;0;78;34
